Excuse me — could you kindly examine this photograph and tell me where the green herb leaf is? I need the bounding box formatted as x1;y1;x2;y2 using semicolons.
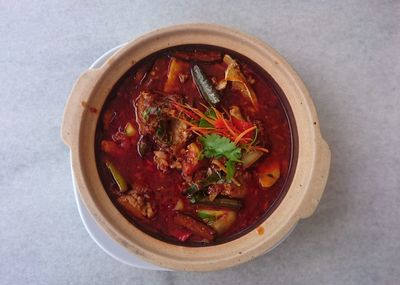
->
225;160;235;180
197;211;217;222
199;118;213;128
199;134;241;162
204;108;216;119
198;108;216;128
199;134;242;180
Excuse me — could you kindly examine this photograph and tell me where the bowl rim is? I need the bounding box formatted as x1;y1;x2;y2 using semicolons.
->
61;23;331;271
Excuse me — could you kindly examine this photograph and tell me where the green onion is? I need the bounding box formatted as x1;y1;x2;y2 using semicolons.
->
198;197;243;210
197;211;217;222
105;161;128;192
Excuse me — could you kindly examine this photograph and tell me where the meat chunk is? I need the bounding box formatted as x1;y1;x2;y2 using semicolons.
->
135;92;186;145
153;150;170;172
170;118;191;146
117;190;155;219
135;92;163;136
181;143;201;177
136;92;194;171
207;182;247;199
220;183;247;198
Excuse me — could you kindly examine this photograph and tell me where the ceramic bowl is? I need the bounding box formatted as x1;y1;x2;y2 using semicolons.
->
61;23;330;271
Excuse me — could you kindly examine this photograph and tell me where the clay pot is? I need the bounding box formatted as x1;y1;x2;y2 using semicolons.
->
61;24;330;271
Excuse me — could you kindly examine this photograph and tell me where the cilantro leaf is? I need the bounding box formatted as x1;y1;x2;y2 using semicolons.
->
199;118;213;128
199;134;242;180
204;108;216;119
198;108;216;128
200;134;241;161
225;160;235;180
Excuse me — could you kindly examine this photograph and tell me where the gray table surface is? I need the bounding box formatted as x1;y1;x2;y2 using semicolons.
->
1;1;399;284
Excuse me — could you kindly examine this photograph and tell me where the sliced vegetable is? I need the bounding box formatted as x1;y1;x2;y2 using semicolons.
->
164;58;189;93
124;122;136;137
174;212;216;241
220;55;259;109
259;162;280;188
197;211;217;222
173;199;184;211
191;64;221;105
242;150;264;168
215;80;227;90
198;197;243;210
196;209;237;234
105;161;128;192
187;142;201;157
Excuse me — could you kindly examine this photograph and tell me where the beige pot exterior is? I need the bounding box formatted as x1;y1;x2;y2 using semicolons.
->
61;24;331;271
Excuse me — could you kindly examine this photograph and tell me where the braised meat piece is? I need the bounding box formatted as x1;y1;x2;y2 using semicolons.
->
117;188;155;219
135;91;191;147
135;91;165;136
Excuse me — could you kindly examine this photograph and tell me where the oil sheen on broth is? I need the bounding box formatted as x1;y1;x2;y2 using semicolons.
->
95;45;293;245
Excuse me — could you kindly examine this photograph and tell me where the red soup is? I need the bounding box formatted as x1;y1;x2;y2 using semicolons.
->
95;45;296;245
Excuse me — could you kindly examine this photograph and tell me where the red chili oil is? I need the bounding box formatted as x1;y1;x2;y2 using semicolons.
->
95;45;297;246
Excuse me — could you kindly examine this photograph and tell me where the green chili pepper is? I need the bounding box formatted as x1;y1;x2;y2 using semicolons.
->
191;64;221;105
